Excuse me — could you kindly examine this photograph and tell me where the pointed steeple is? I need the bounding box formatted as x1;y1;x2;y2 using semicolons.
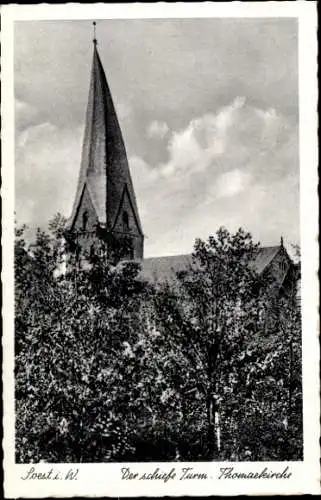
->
68;33;144;259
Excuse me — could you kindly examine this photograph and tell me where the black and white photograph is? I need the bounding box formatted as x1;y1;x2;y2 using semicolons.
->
2;2;319;497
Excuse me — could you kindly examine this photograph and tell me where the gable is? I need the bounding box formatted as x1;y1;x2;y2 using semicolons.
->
112;184;142;237
266;247;292;285
71;184;99;232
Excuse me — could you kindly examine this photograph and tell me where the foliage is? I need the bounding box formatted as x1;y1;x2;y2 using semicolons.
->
15;219;302;462
151;227;302;460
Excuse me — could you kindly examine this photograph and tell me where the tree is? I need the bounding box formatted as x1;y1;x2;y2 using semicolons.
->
15;220;302;462
15;217;151;462
152;227;272;459
153;228;303;460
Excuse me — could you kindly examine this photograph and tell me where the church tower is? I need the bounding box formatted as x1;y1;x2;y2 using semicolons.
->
66;33;144;261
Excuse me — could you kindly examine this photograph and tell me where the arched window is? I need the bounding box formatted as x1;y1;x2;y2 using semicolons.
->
82;211;88;231
122;210;129;230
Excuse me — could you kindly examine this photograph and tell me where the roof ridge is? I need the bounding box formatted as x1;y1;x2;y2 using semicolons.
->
144;246;281;261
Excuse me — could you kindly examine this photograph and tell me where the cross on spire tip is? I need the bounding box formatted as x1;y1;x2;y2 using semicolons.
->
92;21;97;46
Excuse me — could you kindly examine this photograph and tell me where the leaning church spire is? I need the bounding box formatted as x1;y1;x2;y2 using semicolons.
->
67;25;144;259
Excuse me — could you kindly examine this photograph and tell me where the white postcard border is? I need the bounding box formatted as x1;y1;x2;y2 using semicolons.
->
2;2;319;497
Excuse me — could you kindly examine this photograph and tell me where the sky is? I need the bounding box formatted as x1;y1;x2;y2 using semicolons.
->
15;18;299;258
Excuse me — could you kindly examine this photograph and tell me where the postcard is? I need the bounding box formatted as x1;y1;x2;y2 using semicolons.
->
2;2;319;497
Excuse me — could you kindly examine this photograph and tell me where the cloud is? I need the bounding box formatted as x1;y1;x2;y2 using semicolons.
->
117;101;132;121
215;169;250;199
163;96;246;178
130;97;298;256
15;96;298;257
15;121;83;231
147;120;169;140
15;99;35;117
15;99;39;134
14;19;298;140
14;20;299;257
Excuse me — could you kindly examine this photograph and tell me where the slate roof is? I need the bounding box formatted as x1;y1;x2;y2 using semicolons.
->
251;246;281;274
67;43;142;233
141;246;282;284
141;254;193;283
